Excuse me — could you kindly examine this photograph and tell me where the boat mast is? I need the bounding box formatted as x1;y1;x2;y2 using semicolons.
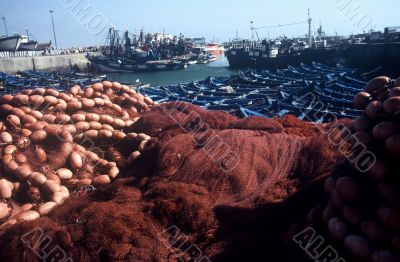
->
308;8;312;46
109;28;116;58
250;13;310;43
250;21;260;43
124;30;131;62
25;25;29;40
1;16;8;36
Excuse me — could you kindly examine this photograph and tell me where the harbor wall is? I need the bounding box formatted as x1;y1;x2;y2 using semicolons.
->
0;54;91;74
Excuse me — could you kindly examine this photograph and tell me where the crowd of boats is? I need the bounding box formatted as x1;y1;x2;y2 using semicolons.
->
225;10;400;71
0;62;383;123
87;27;225;73
136;62;375;123
0;70;107;95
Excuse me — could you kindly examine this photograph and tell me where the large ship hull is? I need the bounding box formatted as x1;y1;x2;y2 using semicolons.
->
0;35;22;51
91;62;134;73
226;48;338;69
226;42;400;70
18;41;38;51
338;42;400;69
88;55;186;73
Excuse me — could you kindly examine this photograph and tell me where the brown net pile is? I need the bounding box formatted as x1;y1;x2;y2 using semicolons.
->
128;101;340;206
149;129;306;205
0;181;217;261
0;97;343;261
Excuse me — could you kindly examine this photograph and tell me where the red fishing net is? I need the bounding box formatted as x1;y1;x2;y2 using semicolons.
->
0;101;342;261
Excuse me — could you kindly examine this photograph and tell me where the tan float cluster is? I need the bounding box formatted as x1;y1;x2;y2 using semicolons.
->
0;81;155;227
318;76;400;261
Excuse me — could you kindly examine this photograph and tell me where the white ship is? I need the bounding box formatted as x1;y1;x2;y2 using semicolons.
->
204;43;225;56
0;18;51;52
0;34;23;51
19;35;38;50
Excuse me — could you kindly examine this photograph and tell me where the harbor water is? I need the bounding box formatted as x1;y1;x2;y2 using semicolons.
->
107;57;236;86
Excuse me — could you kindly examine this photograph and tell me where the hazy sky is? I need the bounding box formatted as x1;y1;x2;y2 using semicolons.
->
0;0;398;48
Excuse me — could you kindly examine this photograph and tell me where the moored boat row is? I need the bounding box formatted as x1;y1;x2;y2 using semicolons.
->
137;62;374;122
0;70;109;95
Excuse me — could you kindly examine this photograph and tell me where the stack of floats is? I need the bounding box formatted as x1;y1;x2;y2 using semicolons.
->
299;76;400;261
0;81;154;227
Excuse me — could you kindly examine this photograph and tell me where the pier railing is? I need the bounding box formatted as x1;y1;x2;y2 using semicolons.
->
0;50;81;58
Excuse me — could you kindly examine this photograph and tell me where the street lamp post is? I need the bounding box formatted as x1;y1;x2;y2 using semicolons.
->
49;10;58;50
